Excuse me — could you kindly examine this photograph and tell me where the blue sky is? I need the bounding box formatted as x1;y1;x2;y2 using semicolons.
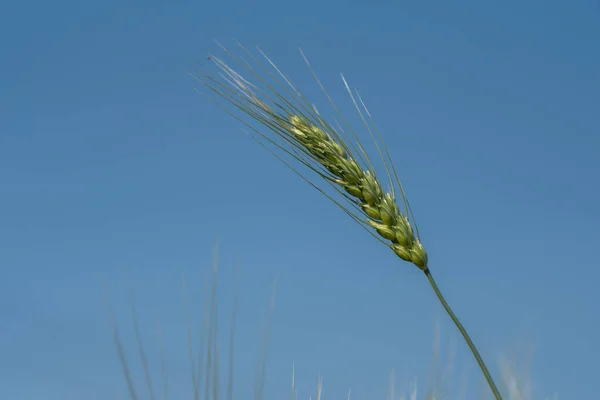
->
1;0;599;399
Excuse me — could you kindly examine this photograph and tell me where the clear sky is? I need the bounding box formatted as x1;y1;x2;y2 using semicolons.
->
1;0;599;399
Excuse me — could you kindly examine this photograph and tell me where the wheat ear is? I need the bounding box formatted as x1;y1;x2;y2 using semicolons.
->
192;41;503;400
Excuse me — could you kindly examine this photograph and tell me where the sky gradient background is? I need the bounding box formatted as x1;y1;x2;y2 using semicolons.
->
1;0;599;399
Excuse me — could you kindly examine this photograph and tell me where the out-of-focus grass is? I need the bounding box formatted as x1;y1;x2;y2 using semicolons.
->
109;259;555;400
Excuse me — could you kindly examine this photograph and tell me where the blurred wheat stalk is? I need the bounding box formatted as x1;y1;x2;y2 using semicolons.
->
109;251;277;400
109;264;555;400
191;41;503;400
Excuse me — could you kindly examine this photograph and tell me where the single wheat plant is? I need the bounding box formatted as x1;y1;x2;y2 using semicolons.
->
192;41;504;400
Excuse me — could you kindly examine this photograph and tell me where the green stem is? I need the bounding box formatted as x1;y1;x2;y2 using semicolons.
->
423;268;503;400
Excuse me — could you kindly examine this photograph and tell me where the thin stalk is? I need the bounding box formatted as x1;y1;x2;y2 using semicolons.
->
423;268;503;400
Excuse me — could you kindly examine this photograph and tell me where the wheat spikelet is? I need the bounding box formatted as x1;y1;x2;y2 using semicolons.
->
194;42;427;271
288;115;428;269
